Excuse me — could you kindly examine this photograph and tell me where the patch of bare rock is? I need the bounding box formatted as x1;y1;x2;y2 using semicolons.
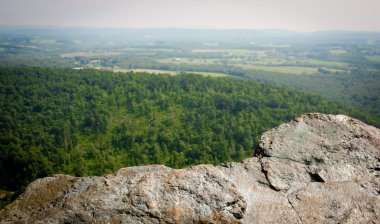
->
1;113;379;223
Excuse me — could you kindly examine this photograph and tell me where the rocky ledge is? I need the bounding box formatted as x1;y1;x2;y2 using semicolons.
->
1;113;379;223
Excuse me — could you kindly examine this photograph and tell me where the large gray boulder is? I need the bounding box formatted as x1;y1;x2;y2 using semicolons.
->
1;113;379;223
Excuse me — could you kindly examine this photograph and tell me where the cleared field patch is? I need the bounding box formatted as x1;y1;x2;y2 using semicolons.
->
365;55;380;63
302;59;348;67
235;64;319;75
30;38;56;45
121;48;176;52
61;51;121;58
191;49;256;56
61;52;91;58
325;68;346;73
158;56;289;66
250;57;290;65
261;44;290;48
157;58;219;65
0;47;5;52
248;58;348;67
185;71;228;77
253;51;268;57
330;49;347;55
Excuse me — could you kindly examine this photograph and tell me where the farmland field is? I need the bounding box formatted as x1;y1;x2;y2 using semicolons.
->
157;58;220;65
30;38;56;45
300;59;348;67
239;65;319;75
3;28;373;79
191;49;255;56
186;71;228;77
61;51;121;58
365;55;380;63
121;48;176;52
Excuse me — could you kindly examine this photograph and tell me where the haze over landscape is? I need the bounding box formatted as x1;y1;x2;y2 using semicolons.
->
1;0;380;32
1;1;380;221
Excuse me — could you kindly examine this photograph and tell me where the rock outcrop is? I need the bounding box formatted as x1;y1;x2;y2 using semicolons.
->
1;113;379;223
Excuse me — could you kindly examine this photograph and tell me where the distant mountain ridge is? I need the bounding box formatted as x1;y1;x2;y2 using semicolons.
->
1;27;380;43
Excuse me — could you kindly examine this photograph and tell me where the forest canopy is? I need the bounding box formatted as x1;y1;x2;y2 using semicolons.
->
0;67;377;190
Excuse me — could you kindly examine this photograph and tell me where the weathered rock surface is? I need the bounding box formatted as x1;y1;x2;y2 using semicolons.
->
1;113;379;223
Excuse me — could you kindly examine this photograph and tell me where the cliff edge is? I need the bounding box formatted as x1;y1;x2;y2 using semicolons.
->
1;113;379;223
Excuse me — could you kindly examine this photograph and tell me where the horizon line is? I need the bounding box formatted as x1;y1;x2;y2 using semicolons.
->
0;25;380;34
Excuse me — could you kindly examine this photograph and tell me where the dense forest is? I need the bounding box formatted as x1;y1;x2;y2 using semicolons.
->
0;67;378;193
244;69;380;118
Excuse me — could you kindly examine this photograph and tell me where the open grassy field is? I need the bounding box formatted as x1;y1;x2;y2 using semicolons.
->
157;57;326;75
157;58;220;65
250;58;348;67
185;71;228;77
120;48;176;52
302;59;348;67
174;51;347;68
191;49;255;56
365;55;380;63
324;68;346;73
30;38;56;45
157;56;285;66
61;51;122;58
330;49;348;55
235;64;319;75
250;58;289;65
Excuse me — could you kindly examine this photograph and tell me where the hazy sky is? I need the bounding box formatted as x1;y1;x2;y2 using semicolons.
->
0;0;379;32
